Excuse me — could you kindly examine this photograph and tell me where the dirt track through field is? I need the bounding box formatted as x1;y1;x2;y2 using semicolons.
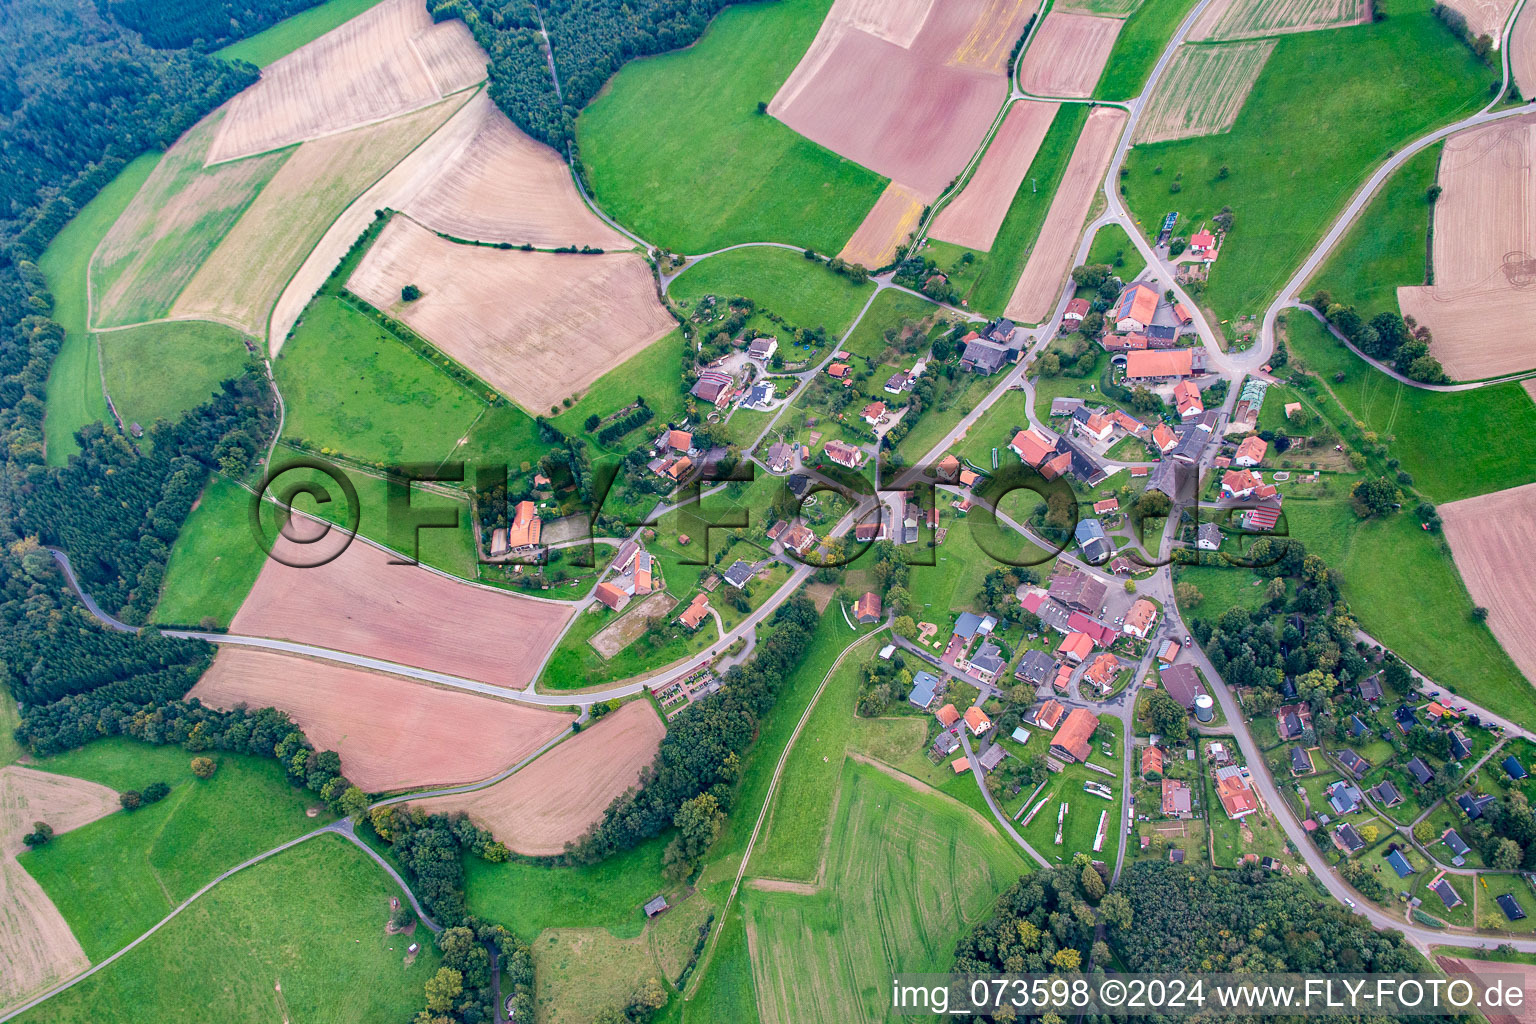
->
1005;107;1126;324
0;767;120;1013
208;0;485;163
347;217;675;412
1188;0;1369;39
837;181;925;268
190;648;575;792
1398;115;1536;379
1016;13;1122;98
411;700;666;855
229;535;572;689
1133;40;1275;143
401;91;629;250
932;100;1060;251
770;0;1035;199
1438;480;1536;686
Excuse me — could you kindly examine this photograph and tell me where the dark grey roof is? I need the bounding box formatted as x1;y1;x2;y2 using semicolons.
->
1449;731;1472;760
1290;746;1312;773
962;339;1011;373
644;895;669;915
1359;675;1383;701
1442;829;1471;856
1335;822;1365;852
1336;748;1368;778
722;560;757;588
1015;649;1056;685
1457;792;1494;819
1498;893;1526;920
1430;878;1462;908
969;642;1004;677
1370;779;1403;806
1405;757;1434;786
1504;755;1528;779
1386;848;1415;878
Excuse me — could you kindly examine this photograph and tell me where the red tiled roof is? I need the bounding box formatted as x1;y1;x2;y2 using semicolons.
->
507;500;542;550
668;429;693;452
1051;708;1100;762
1058;631;1094;661
1036;699;1067;729
964;706;991;734
936;704;961;727
1125;349;1193;378
679;593;711;628
594;581;626;610
1010;427;1055;466
1142;746;1165;776
1118;283;1158;326
1236;436;1268;464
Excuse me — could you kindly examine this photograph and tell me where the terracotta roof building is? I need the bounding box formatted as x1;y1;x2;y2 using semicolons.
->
678;593;711;629
1141;745;1165;777
1050;708;1100;763
853;591;882;624
964;706;992;737
1032;699;1067;729
1124;349;1194;380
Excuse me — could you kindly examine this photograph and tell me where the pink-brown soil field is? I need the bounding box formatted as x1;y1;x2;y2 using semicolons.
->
208;0;485;163
228;535;573;689
1005;107;1126;324
347;217;675;411
1438;0;1519;45
1436;958;1536;1024
1189;0;1371;40
1398;115;1536;379
770;0;1035;199
931;100;1060;251
412;700;666;855
1439;481;1536;685
0;767;119;1011
401;92;629;249
1016;13;1122;98
1515;4;1536;100
837;181;925;268
190;648;575;792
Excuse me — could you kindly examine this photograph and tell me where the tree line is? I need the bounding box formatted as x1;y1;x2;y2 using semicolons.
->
100;0;330;51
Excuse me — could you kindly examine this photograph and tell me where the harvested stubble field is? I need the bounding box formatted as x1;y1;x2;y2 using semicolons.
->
836;180;925;267
1005;106;1127;323
1017;12;1123;98
89;113;286;328
1133;40;1275;143
589;593;681;660
1397;115;1536;379
413;700;666;856
1517;5;1536;99
208;0;485;164
1438;481;1536;686
932;99;1060;251
189;649;574;792
1189;0;1370;38
347;218;675;413
0;766;119;1012
401;91;629;250
770;0;1034;198
228;534;572;688
1439;0;1519;44
176;96;467;340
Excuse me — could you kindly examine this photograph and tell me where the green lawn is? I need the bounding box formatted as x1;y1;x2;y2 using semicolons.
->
100;321;253;432
1475;872;1536;934
536;594;718;691
41;154;158;465
968;104;1091;315
1284;313;1536;502
15;836;438;1024
19;739;329;961
1093;0;1203;99
575;0;887;254
893;369;1005;464
1122;0;1495;324
275;295;488;466
215;0;384;66
548;329;688;455
669;246;874;339
1307;142;1442;316
741;760;1028;1023
0;688;20;766
682;905;756;1024
153;474;268;627
1087;222;1146;279
840;289;944;361
1019;728;1124;863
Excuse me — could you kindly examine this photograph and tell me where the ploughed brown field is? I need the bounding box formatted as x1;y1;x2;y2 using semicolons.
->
1016;13;1122;98
207;0;486;163
189;648;575;792
1515;4;1536;101
770;0;1035;199
228;534;573;689
1432;0;1519;45
411;700;666;856
1397;115;1536;379
1004;106;1127;324
931;100;1060;251
401;91;630;250
837;181;925;268
1435;957;1536;1024
0;767;119;1012
1438;480;1536;686
346;217;676;412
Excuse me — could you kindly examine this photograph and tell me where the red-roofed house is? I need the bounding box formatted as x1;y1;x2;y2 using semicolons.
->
1115;282;1159;332
1103;332;1149;351
1058;631;1094;664
1009;427;1055;466
1173;302;1193;325
1083;653;1120;694
506;500;543;552
1141;745;1165;777
595;581;628;611
1191;230;1217;256
1234;436;1267;467
1173;380;1203;420
1215;768;1259;819
1125;349;1194;380
678;593;711;629
667;429;693;454
1221;469;1261;499
853;591;882;624
825;440;864;468
1033;699;1067;729
1063;297;1091;330
1066;612;1116;648
1041;451;1072;480
1152;423;1178;453
827;362;849;379
862;401;886;425
1053;664;1073;691
936;704;961;728
1093;497;1119;515
1081;411;1113;443
1111;411;1147;435
1122;598;1157;639
964;706;992;737
1050;708;1100;762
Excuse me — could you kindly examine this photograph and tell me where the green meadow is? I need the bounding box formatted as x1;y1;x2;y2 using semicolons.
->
100;321;253;432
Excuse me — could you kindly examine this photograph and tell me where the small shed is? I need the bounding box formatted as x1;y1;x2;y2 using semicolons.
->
643;895;669;918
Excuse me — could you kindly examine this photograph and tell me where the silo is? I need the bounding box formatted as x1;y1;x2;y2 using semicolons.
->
1194;694;1215;724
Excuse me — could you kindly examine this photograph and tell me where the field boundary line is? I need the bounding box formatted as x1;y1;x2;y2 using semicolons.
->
681;623;886;1001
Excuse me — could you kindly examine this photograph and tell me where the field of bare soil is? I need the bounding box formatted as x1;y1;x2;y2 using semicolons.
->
346;217;675;412
1397;115;1536;379
1516;5;1536;100
208;0;485;163
189;649;575;792
770;0;1034;198
0;767;119;1012
1438;0;1519;45
1005;107;1127;324
401;92;629;250
1188;0;1370;39
1016;13;1122;98
175;96;466;340
1133;40;1275;143
411;700;666;855
931;100;1059;251
837;181;925;268
228;535;573;689
1439;480;1536;685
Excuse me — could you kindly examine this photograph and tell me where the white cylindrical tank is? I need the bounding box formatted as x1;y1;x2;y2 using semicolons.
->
1194;694;1215;723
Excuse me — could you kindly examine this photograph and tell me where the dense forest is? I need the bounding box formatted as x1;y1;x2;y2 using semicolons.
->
99;0;328;50
427;0;740;150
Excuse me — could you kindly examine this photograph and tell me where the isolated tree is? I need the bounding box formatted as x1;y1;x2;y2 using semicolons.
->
190;756;216;779
1350;477;1400;518
1491;838;1523;870
21;821;53;847
119;790;142;811
142;781;170;804
1145;689;1189;742
401;284;421;302
893;615;917;639
1471;606;1490;624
